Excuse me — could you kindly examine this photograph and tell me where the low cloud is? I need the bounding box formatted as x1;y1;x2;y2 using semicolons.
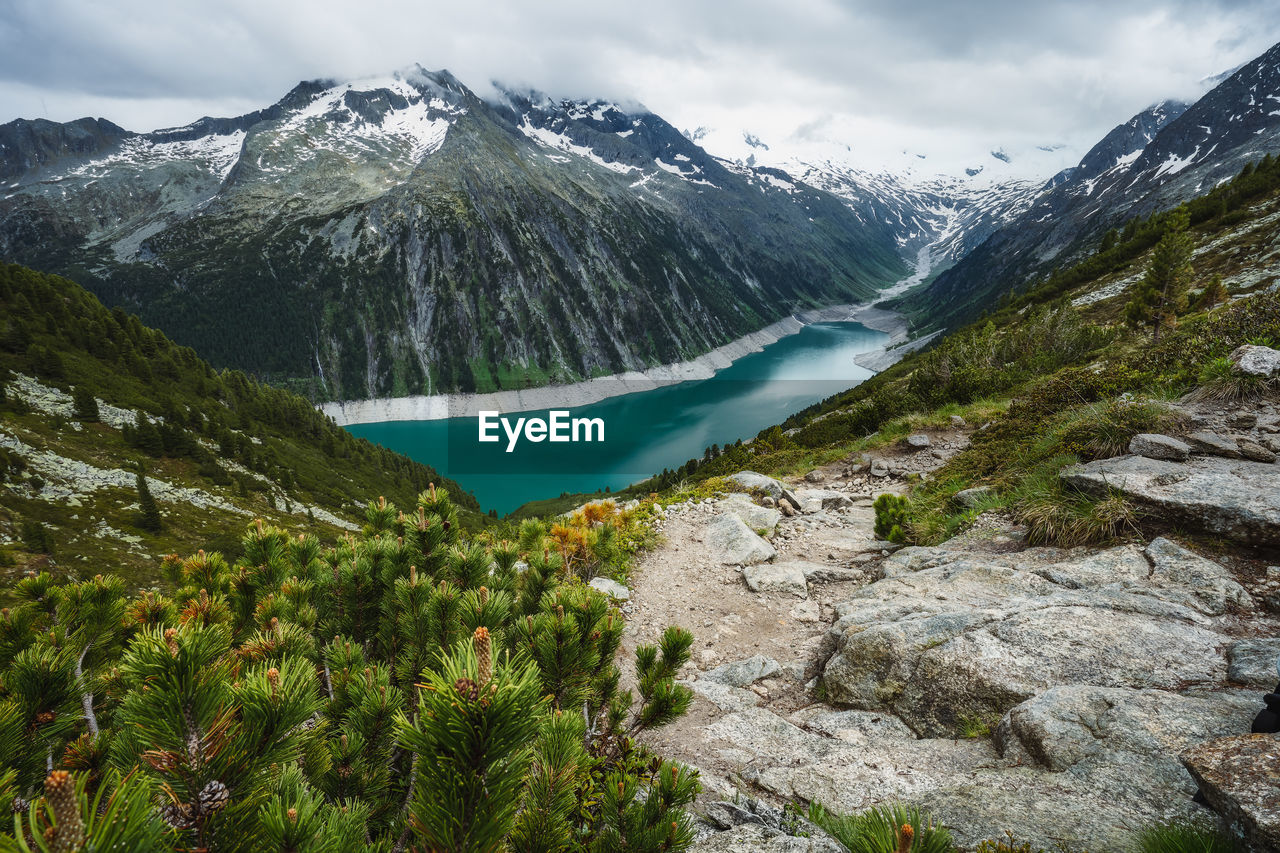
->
0;0;1277;173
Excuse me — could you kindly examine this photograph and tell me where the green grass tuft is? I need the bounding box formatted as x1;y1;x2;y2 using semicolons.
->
1188;355;1272;405
1137;818;1237;853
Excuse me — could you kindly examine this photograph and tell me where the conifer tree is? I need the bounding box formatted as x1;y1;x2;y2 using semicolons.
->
396;627;544;852
70;387;98;423
0;490;701;852
1196;275;1229;311
1125;210;1194;342
134;472;163;533
128;412;165;457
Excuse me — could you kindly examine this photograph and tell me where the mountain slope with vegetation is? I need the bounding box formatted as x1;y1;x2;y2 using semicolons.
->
0;263;482;589
901;40;1280;333
0;69;905;401
558;150;1280;545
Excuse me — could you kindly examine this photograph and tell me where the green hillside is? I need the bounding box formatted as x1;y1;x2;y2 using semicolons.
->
0;263;481;590
537;154;1280;544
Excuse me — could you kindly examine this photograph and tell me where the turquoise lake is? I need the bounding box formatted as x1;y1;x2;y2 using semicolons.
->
345;321;887;515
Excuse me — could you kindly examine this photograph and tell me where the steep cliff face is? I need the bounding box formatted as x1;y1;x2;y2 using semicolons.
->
0;67;904;400
902;40;1280;330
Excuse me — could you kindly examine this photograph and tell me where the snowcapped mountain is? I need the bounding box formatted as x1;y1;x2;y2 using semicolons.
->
681;126;1077;285
902;39;1280;330
0;66;904;400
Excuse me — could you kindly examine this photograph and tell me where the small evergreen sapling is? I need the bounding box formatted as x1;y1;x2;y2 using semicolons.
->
70;388;98;423
134;472;163;533
1125;211;1195;342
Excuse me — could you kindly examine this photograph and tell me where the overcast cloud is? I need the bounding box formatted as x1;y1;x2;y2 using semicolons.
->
1;0;1278;174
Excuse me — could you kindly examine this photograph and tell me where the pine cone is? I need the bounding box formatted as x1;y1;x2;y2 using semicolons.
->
161;801;194;829
29;710;57;734
43;771;84;853
11;796;28;815
453;677;479;702
198;780;229;813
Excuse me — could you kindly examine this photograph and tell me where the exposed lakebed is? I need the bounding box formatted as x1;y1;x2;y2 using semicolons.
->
346;321;887;514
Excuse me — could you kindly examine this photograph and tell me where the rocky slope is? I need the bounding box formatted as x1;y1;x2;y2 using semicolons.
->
616;403;1280;850
0;68;905;400
903;39;1280;330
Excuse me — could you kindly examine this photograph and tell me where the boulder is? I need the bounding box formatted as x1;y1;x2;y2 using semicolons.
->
1230;344;1280;379
1143;537;1252;615
954;486;995;508
824;544;1233;736
997;685;1258;788
691;823;845;853
703;655;781;687
705;706;994;813
588;577;630;600
788;706;917;747
906;433;931;450
706;515;777;565
704;707;1158;851
719;493;783;536
1186;432;1243;458
870;458;890;478
686;679;760;712
726;471;786;499
1062;454;1280;545
1230;412;1260;430
950;415;967;428
743;562;808;597
1227;638;1280;688
789;599;821;622
797;561;866;583
895;605;1226;736
1129;433;1192;461
780;488;803;512
1239;439;1278;463
1182;735;1280;851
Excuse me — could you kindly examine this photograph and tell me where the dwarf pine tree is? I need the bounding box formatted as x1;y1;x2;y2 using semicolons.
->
0;485;698;851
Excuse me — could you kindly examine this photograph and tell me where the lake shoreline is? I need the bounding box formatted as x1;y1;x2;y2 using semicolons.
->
321;302;912;426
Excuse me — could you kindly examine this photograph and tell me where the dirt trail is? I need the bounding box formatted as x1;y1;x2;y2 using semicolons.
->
620;429;971;799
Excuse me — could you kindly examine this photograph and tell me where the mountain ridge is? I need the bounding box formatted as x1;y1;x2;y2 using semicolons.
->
0;67;905;402
901;39;1280;329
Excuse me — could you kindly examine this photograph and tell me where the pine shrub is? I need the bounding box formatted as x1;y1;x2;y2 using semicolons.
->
0;487;697;851
873;494;910;543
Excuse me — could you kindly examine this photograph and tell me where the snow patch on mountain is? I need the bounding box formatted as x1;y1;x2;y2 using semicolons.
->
518;118;639;174
255;75;462;172
63;131;246;182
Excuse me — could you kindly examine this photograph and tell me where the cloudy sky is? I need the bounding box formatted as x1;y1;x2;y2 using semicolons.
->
2;0;1278;175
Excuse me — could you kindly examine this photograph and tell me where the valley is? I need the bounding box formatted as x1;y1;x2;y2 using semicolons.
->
346;318;887;515
3;22;1280;853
